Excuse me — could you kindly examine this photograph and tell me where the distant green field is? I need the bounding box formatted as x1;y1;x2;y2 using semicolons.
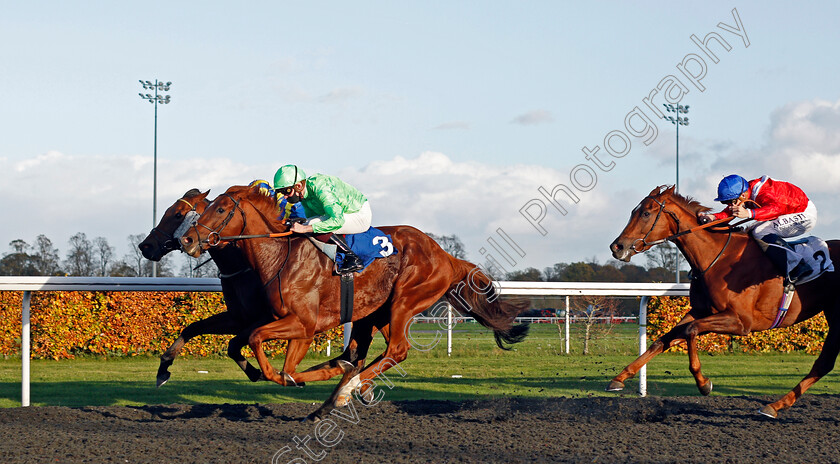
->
1;322;837;407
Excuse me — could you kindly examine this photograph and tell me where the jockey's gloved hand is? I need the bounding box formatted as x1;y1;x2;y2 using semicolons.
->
285;217;306;227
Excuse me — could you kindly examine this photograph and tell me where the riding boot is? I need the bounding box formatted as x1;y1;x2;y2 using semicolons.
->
329;234;364;273
758;234;811;292
787;259;813;288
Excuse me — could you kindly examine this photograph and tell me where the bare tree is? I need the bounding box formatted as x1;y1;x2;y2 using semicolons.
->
93;236;115;277
426;233;467;259
645;241;677;270
65;233;95;276
33;235;62;275
180;254;219;278
570;295;620;355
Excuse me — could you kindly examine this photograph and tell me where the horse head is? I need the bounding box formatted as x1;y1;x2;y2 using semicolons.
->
610;185;704;262
180;184;288;258
139;188;210;261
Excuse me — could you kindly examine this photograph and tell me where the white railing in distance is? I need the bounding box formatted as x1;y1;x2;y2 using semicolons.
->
0;277;690;406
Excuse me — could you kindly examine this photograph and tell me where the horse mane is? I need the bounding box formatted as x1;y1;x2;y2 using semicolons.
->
655;185;713;217
225;185;288;233
183;188;203;197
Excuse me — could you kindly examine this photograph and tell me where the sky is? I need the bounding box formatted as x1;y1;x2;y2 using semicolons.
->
4;1;840;275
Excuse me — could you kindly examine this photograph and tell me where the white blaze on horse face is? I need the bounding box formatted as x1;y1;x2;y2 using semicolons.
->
173;210;200;240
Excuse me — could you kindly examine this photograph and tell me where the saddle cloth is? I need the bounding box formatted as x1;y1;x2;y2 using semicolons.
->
310;227;397;273
788;236;834;286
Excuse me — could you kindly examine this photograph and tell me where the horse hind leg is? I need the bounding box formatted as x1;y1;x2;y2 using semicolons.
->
227;332;263;382
759;321;840;418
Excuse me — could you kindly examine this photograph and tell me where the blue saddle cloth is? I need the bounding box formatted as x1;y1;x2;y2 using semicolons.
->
335;227;398;272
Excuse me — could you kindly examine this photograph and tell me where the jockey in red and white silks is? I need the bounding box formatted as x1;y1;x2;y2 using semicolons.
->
701;175;817;288
708;175;817;240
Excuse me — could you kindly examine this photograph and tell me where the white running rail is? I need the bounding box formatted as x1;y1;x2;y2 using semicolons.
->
0;277;690;406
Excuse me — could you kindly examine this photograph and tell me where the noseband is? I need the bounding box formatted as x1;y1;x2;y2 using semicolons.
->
631;196;682;253
631;195;735;278
193;193;247;247
149;198;200;252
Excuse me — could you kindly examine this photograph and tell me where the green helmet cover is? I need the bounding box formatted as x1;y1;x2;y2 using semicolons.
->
273;165;306;189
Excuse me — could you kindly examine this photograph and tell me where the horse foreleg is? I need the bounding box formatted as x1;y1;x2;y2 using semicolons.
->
606;314;696;392
278;338;314;387
682;310;746;396
158;311;241;387
305;306;418;422
686;326;713;396
247;317;310;387
291;311;392;385
760;322;840;418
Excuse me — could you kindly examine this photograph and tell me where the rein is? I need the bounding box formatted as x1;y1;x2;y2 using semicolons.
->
634;195;745;278
197;194;294;246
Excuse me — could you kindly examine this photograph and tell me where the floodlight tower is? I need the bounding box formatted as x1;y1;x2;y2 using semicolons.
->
663;103;689;283
138;79;172;277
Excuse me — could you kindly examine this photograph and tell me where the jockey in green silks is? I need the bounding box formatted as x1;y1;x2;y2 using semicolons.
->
273;164;371;273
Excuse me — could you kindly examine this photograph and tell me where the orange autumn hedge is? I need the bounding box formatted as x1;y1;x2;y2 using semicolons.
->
647;296;828;354
0;291;343;359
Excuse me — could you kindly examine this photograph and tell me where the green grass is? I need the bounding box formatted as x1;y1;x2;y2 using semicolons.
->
1;323;837;407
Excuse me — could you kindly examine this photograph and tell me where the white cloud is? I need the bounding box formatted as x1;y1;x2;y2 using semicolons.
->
511;109;554;126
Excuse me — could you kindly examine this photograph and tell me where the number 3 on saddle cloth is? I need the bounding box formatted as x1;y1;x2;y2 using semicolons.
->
310;227;398;324
333;227;397;271
772;236;835;328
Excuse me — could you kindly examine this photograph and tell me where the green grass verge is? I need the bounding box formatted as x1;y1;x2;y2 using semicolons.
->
0;323;837;407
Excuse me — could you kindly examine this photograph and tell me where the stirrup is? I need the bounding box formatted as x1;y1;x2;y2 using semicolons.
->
337;253;364;274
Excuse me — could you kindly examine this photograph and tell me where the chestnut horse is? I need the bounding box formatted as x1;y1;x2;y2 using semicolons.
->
140;189;279;385
140;189;390;388
179;185;529;420
608;185;840;418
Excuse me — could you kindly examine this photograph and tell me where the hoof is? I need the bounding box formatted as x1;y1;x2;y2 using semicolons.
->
302;413;321;423
156;371;171;388
605;380;625;392
337;360;354;373
699;379;713;396
245;366;263;383
336;374;362;407
758;405;778;419
358;384;376;405
283;372;305;388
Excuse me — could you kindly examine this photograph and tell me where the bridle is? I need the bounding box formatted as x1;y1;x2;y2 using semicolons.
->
193;193;248;247
149;198;201;253
193;193;294;247
632;195;738;278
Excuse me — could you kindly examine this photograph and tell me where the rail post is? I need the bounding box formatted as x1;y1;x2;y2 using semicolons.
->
565;295;570;354
447;303;453;357
638;296;649;397
22;291;31;407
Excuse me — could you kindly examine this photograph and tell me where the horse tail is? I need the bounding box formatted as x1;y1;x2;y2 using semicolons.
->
444;257;530;350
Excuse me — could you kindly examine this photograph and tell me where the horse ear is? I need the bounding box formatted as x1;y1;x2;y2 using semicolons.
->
200;190;210;200
647;186;661;196
663;185;676;196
